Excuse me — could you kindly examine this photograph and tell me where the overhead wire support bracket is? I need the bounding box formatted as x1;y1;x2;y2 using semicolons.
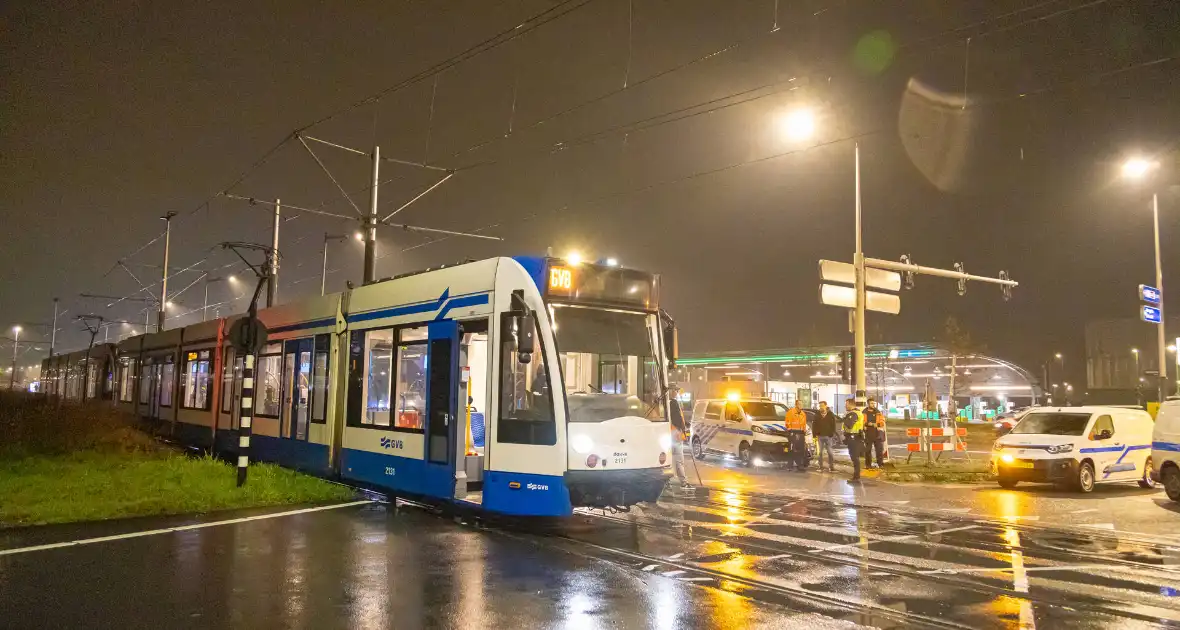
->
220;193;357;221
301;134;449;173
379;222;503;241
295;133;365;217
381;172;455;222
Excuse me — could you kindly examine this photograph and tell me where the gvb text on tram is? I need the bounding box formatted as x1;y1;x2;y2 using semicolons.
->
41;256;678;516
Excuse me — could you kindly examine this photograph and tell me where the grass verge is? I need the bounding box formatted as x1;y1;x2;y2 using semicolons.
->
0;452;356;528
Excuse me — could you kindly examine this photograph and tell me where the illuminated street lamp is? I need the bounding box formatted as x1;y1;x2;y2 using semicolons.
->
1122;155;1166;402
778;107;816;142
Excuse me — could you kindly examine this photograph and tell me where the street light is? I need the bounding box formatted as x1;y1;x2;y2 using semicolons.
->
1132;347;1141;385
778;107;816;142
1122;155;1167;403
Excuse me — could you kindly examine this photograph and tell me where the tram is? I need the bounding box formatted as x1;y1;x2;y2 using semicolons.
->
41;256;677;516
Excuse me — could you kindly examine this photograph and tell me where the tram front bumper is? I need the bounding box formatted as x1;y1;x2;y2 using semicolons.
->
565;467;672;508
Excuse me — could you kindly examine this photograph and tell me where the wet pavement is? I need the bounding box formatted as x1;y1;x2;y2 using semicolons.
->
4;474;1180;628
685;454;1180;539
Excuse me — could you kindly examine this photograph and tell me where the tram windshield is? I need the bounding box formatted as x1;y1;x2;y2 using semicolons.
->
552;305;665;423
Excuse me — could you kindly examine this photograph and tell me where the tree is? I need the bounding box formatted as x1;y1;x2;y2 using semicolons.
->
938;316;984;419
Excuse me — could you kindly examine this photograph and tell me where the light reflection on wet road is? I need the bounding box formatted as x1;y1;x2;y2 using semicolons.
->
2;474;1180;628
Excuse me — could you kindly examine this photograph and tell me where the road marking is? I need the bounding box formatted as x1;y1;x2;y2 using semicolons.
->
0;500;373;557
809;534;917;554
928;525;980;535
668;553;684;559
1005;528;1035;630
662;570;686;577
939;507;972;514
1070;508;1099;514
678;577;712;582
1078;523;1116;530
642;564;658;571
919;564;1114;576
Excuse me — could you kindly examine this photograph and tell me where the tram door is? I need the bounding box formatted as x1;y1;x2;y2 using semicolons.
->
283;338;313;441
149;363;163;420
425;321;459;495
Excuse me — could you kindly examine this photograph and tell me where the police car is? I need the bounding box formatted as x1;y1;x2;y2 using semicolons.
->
689;396;813;467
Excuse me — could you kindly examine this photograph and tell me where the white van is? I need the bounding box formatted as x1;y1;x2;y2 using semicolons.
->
1149;399;1180;501
991;406;1157;492
689;397;813;467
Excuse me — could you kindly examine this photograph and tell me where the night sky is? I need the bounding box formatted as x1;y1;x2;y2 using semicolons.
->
3;0;1179;385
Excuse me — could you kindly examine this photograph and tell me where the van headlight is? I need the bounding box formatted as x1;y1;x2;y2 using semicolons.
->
659;434;672;451
571;434;595;454
1046;444;1074;454
751;424;769;434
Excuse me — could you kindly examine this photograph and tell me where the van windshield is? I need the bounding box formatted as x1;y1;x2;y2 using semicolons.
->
742;402;787;420
1010;412;1090;436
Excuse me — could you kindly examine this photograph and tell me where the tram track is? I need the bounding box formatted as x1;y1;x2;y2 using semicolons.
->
561;503;1180;625
672;486;1180;574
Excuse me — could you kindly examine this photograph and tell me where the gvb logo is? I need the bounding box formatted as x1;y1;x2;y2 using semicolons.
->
380;437;404;450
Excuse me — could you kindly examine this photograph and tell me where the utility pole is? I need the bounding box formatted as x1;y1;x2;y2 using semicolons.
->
9;326;20;390
268;199;281;307
321;233;348;296
49;298;59;356
853;144;867;406
158;211;177;331
203;273;211;322
1153;193;1167;403
363;146;380;285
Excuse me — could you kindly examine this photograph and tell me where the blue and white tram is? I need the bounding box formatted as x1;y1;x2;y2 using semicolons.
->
50;256;677;517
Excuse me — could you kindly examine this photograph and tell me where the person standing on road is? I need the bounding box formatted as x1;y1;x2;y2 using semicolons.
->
863;397;886;469
668;397;692;488
784;399;809;472
814;400;838;472
842;398;865;482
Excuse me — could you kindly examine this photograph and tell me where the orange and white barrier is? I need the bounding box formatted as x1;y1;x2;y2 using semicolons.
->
904;426;970;462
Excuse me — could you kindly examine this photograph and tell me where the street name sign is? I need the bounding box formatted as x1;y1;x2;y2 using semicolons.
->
1142;305;1162;324
820;283;901;315
818;260;901;292
1140;284;1162;305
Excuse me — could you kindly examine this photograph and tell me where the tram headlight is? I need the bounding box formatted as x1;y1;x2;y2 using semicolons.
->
571;433;595;454
659;433;672;451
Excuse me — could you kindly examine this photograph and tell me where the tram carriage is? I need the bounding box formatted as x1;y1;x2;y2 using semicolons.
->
43;256;677;516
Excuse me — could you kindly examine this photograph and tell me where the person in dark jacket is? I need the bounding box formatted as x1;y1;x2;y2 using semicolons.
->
813;401;839;472
863;397;886;469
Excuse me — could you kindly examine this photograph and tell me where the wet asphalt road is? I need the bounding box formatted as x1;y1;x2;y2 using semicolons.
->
686;455;1180;537
4;474;1180;628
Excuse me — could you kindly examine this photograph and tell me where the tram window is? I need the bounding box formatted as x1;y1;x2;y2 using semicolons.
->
393;332;427;430
346;330;364;428
311;334;329;423
119;358;137;402
255;349;283;418
181;350;212;410
364;329;394;426
221;348;236;413
497;313;557;445
139;362;151;404
159;360;175;407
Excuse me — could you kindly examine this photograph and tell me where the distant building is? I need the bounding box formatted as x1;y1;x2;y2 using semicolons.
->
1085;318;1178;400
671;343;1041;420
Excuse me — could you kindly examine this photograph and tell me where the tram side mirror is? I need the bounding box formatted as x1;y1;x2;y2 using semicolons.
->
516;313;535;364
661;311;678;368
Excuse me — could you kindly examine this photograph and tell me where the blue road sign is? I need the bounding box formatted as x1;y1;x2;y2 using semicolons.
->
1142;305;1162;324
1140;284;1162;305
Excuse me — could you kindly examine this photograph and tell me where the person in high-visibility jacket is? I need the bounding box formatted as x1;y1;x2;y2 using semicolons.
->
784;399;809;472
842;398;865;482
863;397;886;469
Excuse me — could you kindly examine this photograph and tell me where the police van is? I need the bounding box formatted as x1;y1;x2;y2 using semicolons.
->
689;397;813;467
992;406;1156;492
1150;399;1180;501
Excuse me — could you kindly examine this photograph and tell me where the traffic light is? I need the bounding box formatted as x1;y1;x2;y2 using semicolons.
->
839;350;852;383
